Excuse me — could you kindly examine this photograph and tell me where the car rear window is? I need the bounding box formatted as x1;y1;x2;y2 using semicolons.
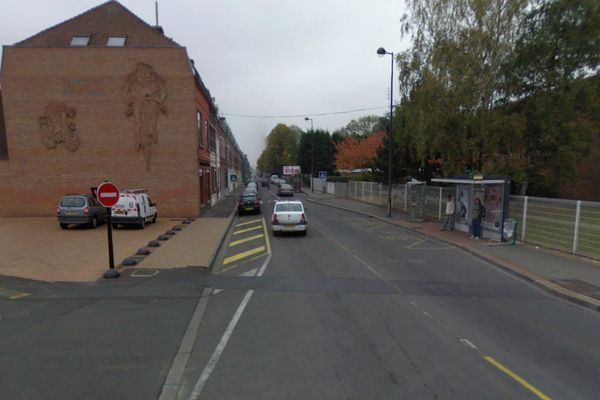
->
281;184;293;189
275;203;303;212
242;195;257;201
60;197;86;207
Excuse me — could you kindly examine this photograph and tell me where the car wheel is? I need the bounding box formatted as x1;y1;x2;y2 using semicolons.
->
152;213;157;223
90;217;98;229
112;223;119;229
301;230;307;236
272;230;278;236
60;223;69;230
140;218;146;229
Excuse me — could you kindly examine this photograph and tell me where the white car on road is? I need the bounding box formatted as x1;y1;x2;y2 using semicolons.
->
271;200;307;236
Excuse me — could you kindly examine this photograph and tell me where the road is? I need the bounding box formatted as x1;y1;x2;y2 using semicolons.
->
1;185;599;399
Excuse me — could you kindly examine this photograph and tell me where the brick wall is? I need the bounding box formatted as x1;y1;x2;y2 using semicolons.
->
0;46;201;217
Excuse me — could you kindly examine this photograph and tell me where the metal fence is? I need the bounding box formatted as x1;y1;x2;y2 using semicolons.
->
344;181;600;260
510;196;600;260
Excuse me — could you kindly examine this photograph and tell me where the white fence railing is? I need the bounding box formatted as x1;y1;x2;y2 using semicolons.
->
342;181;600;260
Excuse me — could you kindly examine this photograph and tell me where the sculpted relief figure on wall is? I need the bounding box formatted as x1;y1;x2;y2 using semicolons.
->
38;102;80;152
124;62;168;170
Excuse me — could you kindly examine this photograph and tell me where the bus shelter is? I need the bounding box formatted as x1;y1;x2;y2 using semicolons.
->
431;177;511;241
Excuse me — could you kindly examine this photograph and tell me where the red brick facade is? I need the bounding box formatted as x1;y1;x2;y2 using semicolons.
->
0;46;204;217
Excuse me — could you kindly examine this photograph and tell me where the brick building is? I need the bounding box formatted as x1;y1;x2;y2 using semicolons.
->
0;1;243;217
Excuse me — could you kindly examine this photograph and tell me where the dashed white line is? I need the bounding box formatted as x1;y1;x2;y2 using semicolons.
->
459;338;479;351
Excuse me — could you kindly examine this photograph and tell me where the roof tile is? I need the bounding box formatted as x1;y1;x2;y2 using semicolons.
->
14;0;180;48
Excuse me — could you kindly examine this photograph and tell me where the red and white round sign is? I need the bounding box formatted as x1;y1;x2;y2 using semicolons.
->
96;182;120;207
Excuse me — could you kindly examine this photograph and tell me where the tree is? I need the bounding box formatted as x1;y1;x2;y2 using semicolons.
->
503;0;600;194
335;115;387;137
335;132;385;171
298;129;336;176
256;124;299;174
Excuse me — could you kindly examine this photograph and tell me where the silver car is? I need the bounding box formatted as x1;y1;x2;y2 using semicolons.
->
57;194;108;229
277;183;294;196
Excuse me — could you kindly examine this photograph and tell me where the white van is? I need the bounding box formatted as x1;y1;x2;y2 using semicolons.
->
111;189;157;229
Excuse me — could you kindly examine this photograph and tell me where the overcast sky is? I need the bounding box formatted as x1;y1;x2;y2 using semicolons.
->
0;0;408;166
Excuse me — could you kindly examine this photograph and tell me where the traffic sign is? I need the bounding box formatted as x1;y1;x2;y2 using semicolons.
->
319;171;327;179
230;174;238;182
97;182;120;207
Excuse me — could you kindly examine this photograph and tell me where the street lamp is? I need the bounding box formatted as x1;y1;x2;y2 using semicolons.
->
305;117;314;193
377;47;394;218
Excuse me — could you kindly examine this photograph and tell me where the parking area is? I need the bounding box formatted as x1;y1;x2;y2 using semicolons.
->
0;217;174;282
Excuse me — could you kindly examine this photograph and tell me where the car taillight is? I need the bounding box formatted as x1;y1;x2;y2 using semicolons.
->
83;207;89;215
300;213;306;224
272;213;279;224
56;207;60;214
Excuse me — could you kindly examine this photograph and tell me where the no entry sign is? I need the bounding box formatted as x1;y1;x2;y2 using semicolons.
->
97;182;120;208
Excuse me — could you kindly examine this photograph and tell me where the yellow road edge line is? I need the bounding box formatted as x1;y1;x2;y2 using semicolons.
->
262;217;272;254
236;219;262;227
315;227;405;296
0;287;30;300
220;263;239;273
232;225;263;235
229;233;264;247
223;246;266;265
484;356;553;400
406;238;427;249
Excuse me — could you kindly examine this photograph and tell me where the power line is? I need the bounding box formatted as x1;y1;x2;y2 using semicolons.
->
221;106;388;119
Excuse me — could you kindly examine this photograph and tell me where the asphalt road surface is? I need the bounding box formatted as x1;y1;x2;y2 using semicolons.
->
1;185;599;399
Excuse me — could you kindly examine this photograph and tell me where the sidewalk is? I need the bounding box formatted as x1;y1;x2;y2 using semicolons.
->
303;189;600;311
135;192;238;270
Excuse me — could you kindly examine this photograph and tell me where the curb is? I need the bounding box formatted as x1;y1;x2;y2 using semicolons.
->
207;202;239;271
303;195;600;313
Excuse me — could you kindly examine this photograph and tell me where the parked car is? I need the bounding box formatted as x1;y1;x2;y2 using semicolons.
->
57;194;108;229
270;174;279;184
238;192;261;215
111;189;157;229
271;201;307;236
277;183;294;196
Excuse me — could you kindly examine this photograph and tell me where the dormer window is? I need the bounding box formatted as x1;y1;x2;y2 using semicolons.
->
107;36;126;47
70;35;91;46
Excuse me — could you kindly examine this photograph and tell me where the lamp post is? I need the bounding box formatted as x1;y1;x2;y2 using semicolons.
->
377;47;394;218
305;117;314;193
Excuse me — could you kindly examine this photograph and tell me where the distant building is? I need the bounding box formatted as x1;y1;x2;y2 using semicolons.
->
0;0;243;217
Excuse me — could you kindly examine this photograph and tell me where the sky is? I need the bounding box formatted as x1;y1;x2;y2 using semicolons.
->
0;0;409;166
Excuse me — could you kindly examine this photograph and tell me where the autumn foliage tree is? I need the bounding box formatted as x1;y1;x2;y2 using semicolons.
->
335;132;385;171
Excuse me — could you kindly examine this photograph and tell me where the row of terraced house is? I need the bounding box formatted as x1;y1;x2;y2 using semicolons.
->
0;0;249;217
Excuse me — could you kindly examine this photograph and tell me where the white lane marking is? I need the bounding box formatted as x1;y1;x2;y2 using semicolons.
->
188;227;273;399
131;270;159;277
459;338;479;352
269;191;280;201
159;287;213;400
188;289;255;399
422;310;433;319
240;267;258;277
212;289;224;295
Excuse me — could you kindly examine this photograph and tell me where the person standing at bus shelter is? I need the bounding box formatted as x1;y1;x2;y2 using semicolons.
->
440;195;455;231
471;197;486;240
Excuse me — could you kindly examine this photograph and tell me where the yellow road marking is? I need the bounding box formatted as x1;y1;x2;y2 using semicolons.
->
0;287;30;300
406;239;427;249
484;356;553;400
316;228;405;295
220;263;239;273
262;218;272;254
229;234;264;247
233;225;262;235
223;246;266;265
236;219;262;227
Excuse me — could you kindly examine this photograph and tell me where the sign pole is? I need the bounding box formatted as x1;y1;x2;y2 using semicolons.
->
97;181;120;279
104;209;119;278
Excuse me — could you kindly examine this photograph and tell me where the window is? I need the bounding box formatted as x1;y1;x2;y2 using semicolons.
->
70;35;91;46
209;125;216;152
197;112;204;147
107;36;126;46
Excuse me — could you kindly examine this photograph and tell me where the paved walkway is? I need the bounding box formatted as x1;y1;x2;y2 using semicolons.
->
303;189;600;311
136;193;238;270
